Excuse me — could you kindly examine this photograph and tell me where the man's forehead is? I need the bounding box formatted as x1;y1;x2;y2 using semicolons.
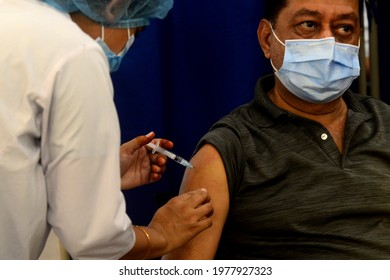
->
280;0;359;18
283;0;359;9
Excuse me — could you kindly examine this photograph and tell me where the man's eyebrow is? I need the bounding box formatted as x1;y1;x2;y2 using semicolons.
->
334;13;359;23
291;8;358;22
292;8;322;19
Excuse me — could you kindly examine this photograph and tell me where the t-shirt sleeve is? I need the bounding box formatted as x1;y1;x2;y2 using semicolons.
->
194;118;244;199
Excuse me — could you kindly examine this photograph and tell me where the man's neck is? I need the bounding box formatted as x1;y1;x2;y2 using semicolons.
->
269;83;349;152
270;81;348;124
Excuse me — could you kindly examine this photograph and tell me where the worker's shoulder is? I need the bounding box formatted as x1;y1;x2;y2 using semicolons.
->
1;1;103;81
9;0;95;50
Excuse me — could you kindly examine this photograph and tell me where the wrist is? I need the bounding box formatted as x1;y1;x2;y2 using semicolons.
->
144;226;168;259
134;226;151;260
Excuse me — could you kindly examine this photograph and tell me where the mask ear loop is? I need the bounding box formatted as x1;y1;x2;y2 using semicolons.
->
269;23;285;72
125;9;131;40
270;24;285;47
270;59;278;72
101;25;105;41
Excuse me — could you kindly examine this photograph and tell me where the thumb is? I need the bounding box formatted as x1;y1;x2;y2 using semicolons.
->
121;131;155;155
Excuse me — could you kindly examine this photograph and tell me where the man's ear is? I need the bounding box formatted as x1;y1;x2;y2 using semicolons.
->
257;19;272;59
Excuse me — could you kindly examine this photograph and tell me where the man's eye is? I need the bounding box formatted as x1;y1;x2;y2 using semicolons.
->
340;25;353;34
300;21;317;29
334;25;354;39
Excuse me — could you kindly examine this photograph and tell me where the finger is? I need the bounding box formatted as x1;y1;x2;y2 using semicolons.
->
151;164;166;174
195;215;213;229
180;188;210;206
153;138;174;150
156;155;167;166
149;164;166;182
149;154;167;166
121;132;155;155
145;131;155;142
192;201;214;220
131;131;156;151
150;173;162;182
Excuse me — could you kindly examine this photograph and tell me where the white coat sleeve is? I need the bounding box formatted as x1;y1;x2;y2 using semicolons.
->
41;43;134;259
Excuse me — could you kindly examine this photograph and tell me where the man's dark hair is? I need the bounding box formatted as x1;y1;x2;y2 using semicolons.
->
264;0;288;24
264;0;365;26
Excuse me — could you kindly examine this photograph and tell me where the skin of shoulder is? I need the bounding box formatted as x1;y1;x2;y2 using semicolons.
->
162;144;230;259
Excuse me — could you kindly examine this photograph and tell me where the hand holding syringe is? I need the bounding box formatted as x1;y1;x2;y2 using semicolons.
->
146;142;193;168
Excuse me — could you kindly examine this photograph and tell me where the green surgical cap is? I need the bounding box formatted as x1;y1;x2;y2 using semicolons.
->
43;0;173;28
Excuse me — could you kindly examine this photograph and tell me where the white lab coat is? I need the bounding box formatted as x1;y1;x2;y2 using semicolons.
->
0;0;134;259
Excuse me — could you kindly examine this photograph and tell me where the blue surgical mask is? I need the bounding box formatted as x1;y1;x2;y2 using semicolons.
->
270;26;360;103
95;26;135;72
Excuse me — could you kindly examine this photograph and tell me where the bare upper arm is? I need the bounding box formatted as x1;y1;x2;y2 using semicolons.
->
162;144;230;259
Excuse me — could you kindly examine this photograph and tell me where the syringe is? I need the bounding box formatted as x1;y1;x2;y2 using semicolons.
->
146;142;193;168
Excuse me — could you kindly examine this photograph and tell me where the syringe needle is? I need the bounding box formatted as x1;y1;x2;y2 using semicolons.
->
173;156;193;168
146;142;193;168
